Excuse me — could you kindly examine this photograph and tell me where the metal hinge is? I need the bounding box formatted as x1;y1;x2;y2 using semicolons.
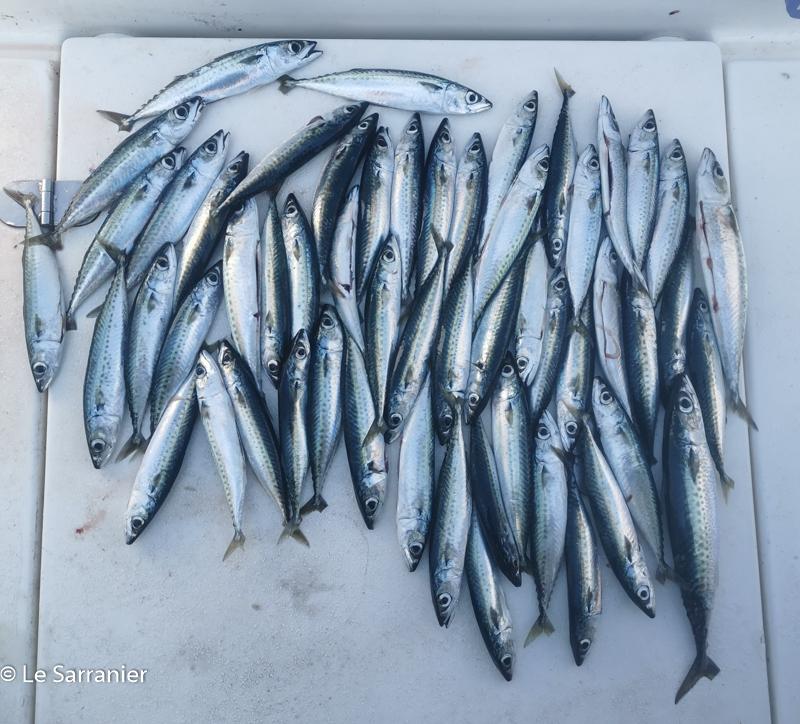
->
1;179;86;227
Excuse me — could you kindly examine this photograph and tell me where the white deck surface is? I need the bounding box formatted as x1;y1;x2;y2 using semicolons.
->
0;38;774;722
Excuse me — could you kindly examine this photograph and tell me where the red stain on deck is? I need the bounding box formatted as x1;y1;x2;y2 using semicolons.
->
75;509;106;536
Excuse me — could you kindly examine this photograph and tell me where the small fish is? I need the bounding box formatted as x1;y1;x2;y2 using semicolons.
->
514;239;550;386
555;302;594;451
429;412;471;627
626;109;660;267
125;370;197;543
99;40;321;130
282;194;320;340
278;68;492;114
195;349;248;560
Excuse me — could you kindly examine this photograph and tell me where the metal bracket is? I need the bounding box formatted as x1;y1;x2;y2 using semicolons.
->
1;179;86;228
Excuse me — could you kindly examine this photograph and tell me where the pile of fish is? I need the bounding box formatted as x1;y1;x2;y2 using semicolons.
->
15;40;757;704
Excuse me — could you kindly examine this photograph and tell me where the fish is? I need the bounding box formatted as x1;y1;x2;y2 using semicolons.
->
577;419;655;618
18;194;64;392
664;373;720;703
433;256;473;443
464;257;524;424
174;150;249;304
195;349;248;560
124;370;197;543
473;144;549;321
492;357;533;577
365;235;403;426
476;89;538;260
658;226;694;398
384;233;451;442
303;306;345;515
65;148;184;329
355;126;394;299
32;99;203;245
118;243;177;461
565;463;602;666
593;237;633;417
278;329;312;536
328;185;365;354
282;194;320;340
514;239;550;386
470;414;521;587
528;268;572;423
391;114;425;305
466;510;515;681
621;271;660;463
555;302;594;451
687;288;734;495
416;119;456;289
626;109;660;267
397;374;435;571
644;139;689;302
312;112;378;280
695;148;755;428
83;260;128;468
223;196;261;381
429;412;471;627
127;129;229;290
278;68;492;114
597;96;647;287
444;132;487;292
219;102;367;211
99;40;321;130
343;333;388;529
544;69;576;268
259;195;290;387
149;261;223;431
565;144;602;316
592;377;668;581
525;410;568;644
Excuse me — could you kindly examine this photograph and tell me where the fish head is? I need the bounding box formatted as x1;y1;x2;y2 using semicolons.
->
149;147;186;187
697;147;730;204
265;40;322;73
194;261;223;303
124;488;156;544
510;89;538;129
193;129;230;178
395;112;423;156
597;95;622;144
29;341;61;393
547;268;570;314
443;84;492;114
690;287;714;334
431;569;461;627
370;126;394;171
660;139;687;181
86;414;120;469
431;118;456;166
574;143;600;190
350;112;379;150
570;613;597;666
281;193;309;239
194;348;223;397
315;304;344;354
556;399;581;452
626;554;656;618
534;409;563;461
463;374;485;425
330;101;369;127
144;242;178;293
493;354;524;404
218;150;249;190
595;237;619;284
216;339;246;389
627;109;658;153
669;372;706;441
283;328;311;389
225;195;259;240
590;376;628;432
490;625;515;681
355;465;386;530
162;97;204;143
384;390;409;443
434;398;456;445
459;132;487;178
516;144;551;192
374;234;402;284
398;524;427;572
261;331;283;388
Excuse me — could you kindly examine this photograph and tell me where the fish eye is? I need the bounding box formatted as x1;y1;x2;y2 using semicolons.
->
500;654;513;669
407;122;419;134
268;359;280;374
565;421;578;436
588;157;599;170
321;313;334;329
221;348;233;365
524;100;536;112
409;542;423;557
579;638;591;652
382;246;395;263
162;155;176;169
643;119;656;132
537;424;550;440
345;104;358;113
130;516;145;532
670;148;684;161
296;344;307;359
155;255;170;270
552;239;563;252
699;300;708;312
174;104;189;120
466;91;479;104
609;249;618;263
538;158;550;172
229;162;240;173
365;496;379;514
206;270;219;285
679;394;693;413
289;40;302;54
637;585;650;602
90;439;106;454
440;130;451;144
32;361;48;377
600;389;613;405
204;140;217;154
502;363;514;376
234;201;246;215
376;135;388;149
468;392;480;407
358;120;370;130
441;412;453;430
437;592;452;609
195;363;206;378
389;413;403;428
469;141;481;153
554;276;566;290
714;164;724;178
516;357;528;371
286;202;298;217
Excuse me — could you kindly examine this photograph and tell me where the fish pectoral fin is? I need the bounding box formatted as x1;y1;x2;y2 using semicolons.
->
623;536;634;563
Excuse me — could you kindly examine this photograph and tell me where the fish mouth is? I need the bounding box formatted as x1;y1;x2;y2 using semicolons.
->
303;42;323;60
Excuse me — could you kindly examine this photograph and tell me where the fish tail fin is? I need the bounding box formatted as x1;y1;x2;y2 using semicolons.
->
277;75;297;95
553;67;575;98
730;391;758;431
115;432;145;462
277;520;310;547
524;610;555;646
363;415;386;447
632;264;650;295
96;109;133;131
300;494;328;516
432;228;453;258
223;529;246;560
675;653;720;704
25;229;63;251
65;312;78;332
656;560;673;584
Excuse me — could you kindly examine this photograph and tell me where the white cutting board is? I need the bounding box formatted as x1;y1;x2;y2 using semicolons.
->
36;37;769;723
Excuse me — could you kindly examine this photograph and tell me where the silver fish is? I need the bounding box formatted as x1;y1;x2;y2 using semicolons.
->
99;40;321;130
279;68;492;114
416;119;456;289
223;196;260;380
195;349;247;560
391;113;425;305
343;333;387;528
477;89;538;259
466;510;515;681
645;139;689;302
695;148;755;427
83;261;128;468
555;303;593;451
259;195;290;387
397;374;435;571
525;410;568;644
514;239;550;386
626;109;659;267
565;144;602;315
220;102;368;211
593;238;632;416
282;194;320;340
150;262;223;431
355;126;394;299
473;144;549;321
125;370;197;543
328;185;365;354
429;412;471;627
119;243;177;460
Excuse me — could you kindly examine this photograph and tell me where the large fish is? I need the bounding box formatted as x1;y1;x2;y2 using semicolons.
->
626;109;659;267
282;194;320;340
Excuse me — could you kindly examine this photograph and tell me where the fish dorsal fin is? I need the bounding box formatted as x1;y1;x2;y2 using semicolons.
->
239;53;264;66
419;80;444;92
